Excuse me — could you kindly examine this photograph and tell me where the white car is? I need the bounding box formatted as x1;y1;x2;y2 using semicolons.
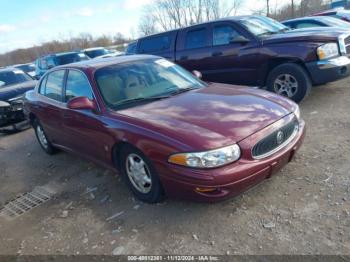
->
83;47;113;59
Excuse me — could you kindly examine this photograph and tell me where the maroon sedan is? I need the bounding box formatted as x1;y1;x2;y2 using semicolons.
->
24;55;305;203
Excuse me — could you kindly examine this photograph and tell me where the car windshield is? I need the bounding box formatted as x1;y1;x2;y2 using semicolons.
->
15;64;35;73
56;53;89;65
95;58;206;109
240;16;289;38
85;49;110;58
0;69;32;87
320;16;350;27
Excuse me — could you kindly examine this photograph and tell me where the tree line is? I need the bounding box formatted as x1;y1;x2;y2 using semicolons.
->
0;33;130;67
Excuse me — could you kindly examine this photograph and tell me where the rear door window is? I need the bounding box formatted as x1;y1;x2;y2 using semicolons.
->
139;34;171;53
65;70;93;102
185;28;207;49
44;70;65;101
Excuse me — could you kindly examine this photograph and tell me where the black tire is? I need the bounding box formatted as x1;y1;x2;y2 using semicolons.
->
33;119;57;155
266;63;312;103
118;145;164;203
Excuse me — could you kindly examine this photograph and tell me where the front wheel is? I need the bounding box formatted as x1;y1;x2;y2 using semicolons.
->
119;145;164;203
266;63;312;103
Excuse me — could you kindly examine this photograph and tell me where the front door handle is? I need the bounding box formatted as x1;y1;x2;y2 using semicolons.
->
212;51;223;57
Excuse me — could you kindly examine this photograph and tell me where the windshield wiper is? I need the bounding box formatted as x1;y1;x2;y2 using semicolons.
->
167;87;196;96
113;95;169;107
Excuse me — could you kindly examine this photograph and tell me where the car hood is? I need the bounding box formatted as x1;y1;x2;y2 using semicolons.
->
0;80;37;101
116;83;296;150
263;27;349;44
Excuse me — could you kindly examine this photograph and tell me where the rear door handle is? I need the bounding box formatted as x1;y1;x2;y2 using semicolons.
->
212;51;223;57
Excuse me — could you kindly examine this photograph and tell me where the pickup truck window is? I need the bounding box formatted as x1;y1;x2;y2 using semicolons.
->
185;28;207;49
213;25;241;46
139;35;171;53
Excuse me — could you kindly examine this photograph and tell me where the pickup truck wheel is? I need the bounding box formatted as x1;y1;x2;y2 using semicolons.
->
119;145;164;203
266;63;311;103
33;119;57;155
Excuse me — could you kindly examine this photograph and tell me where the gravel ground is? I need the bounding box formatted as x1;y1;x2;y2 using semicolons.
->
0;79;349;256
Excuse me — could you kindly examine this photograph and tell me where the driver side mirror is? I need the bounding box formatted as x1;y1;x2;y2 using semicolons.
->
67;96;97;111
230;36;250;44
192;70;202;79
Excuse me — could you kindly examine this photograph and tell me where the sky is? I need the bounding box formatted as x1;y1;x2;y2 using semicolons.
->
0;0;292;54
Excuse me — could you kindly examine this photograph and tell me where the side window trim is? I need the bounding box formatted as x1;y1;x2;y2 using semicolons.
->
39;75;48;95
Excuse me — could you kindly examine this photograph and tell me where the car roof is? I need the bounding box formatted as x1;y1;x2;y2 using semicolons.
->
55;51;83;57
282;16;328;23
38;51;83;59
84;47;105;51
55;54;160;70
0;67;22;73
13;63;34;67
313;8;344;15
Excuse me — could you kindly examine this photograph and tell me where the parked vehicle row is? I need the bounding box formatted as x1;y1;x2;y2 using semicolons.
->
35;51;89;78
128;15;350;103
282;16;350;29
313;8;350;22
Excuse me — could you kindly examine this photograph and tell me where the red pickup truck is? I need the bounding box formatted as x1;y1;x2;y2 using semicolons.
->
130;15;350;103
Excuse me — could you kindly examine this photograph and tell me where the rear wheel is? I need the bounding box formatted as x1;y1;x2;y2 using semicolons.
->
118;145;164;203
266;63;312;103
33;119;57;155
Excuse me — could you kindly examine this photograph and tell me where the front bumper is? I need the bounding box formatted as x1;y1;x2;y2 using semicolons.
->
156;116;306;202
0;104;26;128
306;56;350;85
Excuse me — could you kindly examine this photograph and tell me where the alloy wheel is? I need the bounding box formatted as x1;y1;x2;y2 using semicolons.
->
36;125;48;149
273;74;298;98
125;153;152;194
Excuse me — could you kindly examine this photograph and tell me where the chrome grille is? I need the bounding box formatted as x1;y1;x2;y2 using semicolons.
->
341;35;350;55
252;119;299;159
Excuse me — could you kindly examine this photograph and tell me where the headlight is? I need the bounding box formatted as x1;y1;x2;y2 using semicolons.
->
317;43;339;60
168;144;241;168
0;100;10;108
294;106;300;120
